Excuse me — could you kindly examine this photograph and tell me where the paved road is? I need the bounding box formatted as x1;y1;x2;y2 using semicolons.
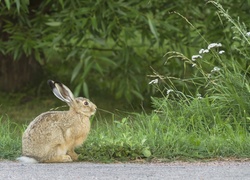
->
1;160;250;180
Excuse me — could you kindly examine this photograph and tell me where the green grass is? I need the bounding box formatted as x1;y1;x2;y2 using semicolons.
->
76;97;250;162
0;115;22;160
1;103;250;162
1;1;250;162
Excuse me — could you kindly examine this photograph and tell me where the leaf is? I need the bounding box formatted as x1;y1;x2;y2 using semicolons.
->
147;14;158;41
99;56;117;66
13;48;20;60
94;63;104;75
151;114;160;122
15;0;20;13
58;0;64;9
83;82;89;98
74;83;82;97
67;49;78;60
142;148;151;158
91;16;98;30
79;49;88;60
71;60;83;82
131;90;144;100
34;50;42;64
81;56;93;79
4;0;11;10
45;22;62;27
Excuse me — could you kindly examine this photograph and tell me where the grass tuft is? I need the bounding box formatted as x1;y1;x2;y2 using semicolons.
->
0;115;22;160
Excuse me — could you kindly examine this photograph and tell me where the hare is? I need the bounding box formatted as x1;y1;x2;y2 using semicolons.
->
17;80;97;163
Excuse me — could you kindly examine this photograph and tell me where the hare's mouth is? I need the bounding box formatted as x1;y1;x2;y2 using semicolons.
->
91;109;97;115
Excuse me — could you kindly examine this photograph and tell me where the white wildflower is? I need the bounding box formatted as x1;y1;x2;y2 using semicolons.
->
208;43;217;49
167;89;174;94
199;49;204;54
149;79;158;84
218;50;225;54
208;43;222;50
211;66;221;73
203;49;209;53
246;32;250;37
192;63;197;67
191;55;202;61
197;93;203;99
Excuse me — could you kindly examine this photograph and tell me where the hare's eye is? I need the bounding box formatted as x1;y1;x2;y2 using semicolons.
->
84;101;89;106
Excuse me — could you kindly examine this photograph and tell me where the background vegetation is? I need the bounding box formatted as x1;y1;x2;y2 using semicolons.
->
1;0;249;103
1;0;250;162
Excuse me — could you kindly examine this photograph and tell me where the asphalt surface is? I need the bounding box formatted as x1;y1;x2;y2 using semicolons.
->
1;160;250;180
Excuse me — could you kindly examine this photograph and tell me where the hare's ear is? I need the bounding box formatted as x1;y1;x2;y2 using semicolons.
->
47;80;75;104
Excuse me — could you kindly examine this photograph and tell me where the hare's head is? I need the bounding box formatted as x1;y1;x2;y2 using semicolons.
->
73;97;96;116
48;80;97;117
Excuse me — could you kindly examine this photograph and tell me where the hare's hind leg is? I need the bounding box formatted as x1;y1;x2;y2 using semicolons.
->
43;144;72;163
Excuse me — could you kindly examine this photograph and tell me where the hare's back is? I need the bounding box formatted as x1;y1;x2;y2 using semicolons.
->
24;111;68;136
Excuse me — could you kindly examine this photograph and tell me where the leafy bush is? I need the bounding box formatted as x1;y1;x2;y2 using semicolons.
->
2;0;250;102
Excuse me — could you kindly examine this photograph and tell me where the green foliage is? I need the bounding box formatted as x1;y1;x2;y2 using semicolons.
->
78;1;250;162
159;1;250;121
2;0;250;102
2;1;250;162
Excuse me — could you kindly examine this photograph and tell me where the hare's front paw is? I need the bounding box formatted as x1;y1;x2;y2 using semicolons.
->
62;155;73;162
67;151;79;161
44;155;72;163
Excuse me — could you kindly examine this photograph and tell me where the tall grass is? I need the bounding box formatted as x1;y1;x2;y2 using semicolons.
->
0;115;22;160
77;98;250;162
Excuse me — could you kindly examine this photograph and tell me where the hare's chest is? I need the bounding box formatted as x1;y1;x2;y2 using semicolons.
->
78;119;90;137
76;119;90;145
65;118;90;144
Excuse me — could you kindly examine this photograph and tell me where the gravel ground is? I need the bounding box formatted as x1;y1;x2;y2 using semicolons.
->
1;160;250;180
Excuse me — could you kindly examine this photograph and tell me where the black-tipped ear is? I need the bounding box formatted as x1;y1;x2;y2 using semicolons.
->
47;80;55;90
47;79;75;104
